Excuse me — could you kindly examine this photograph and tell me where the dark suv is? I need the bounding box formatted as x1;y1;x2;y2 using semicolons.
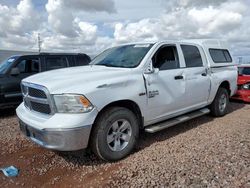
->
0;53;91;109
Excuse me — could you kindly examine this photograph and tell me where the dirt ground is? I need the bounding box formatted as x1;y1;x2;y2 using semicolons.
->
0;101;249;187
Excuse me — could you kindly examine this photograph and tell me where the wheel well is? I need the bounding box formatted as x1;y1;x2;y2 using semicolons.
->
219;81;231;95
94;100;144;129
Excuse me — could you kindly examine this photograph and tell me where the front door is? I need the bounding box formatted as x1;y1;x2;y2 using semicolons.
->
143;44;187;124
3;57;40;104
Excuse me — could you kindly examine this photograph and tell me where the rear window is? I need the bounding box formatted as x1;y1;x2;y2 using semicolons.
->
209;49;232;63
66;56;75;66
75;55;91;66
45;57;68;70
238;67;250;75
181;45;203;67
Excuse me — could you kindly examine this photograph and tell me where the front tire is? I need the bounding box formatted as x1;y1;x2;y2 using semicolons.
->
90;107;139;161
210;87;229;117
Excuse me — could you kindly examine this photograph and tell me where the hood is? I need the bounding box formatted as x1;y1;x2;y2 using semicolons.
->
238;75;250;85
23;65;133;94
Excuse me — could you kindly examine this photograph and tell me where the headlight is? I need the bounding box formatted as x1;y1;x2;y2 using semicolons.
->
53;94;94;113
242;83;250;90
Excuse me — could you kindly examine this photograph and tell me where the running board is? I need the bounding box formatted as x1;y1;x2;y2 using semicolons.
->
145;108;210;133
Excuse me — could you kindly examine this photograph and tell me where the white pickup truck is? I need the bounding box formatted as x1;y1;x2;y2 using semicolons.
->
16;40;238;161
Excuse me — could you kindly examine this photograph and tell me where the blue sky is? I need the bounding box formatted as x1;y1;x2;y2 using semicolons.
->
0;0;249;63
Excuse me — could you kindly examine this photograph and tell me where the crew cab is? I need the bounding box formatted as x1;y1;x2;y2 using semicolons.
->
232;64;250;102
16;40;237;161
0;53;90;109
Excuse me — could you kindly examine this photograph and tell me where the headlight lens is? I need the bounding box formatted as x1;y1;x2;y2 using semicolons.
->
53;94;94;113
242;83;250;90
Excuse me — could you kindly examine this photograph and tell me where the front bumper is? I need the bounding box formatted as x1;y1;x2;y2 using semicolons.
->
0;94;20;109
19;120;91;151
232;89;250;102
16;102;98;151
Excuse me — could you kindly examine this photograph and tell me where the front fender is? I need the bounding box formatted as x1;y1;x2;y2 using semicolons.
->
85;74;147;118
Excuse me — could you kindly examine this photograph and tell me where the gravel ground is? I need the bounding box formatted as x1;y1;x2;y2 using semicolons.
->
0;102;249;187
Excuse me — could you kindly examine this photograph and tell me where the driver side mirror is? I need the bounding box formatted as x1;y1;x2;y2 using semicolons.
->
144;60;159;74
10;67;20;76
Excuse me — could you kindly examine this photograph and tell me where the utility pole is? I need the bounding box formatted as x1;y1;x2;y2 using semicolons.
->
238;56;243;64
38;33;42;53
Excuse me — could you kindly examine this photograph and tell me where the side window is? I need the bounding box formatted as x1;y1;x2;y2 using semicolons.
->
181;45;203;67
31;59;40;72
45;56;67;70
153;46;179;70
17;60;26;73
67;56;75;67
16;58;40;73
75;55;91;66
238;67;250;75
209;49;232;63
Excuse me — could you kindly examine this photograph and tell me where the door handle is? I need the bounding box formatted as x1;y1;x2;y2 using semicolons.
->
174;75;184;80
201;72;207;76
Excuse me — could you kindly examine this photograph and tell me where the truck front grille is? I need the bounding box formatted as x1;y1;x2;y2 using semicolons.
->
28;87;47;99
30;101;51;114
21;83;53;115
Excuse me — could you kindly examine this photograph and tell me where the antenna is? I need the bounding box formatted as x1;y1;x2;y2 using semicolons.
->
38;33;42;53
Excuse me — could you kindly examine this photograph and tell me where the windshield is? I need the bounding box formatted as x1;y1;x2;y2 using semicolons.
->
0;57;18;74
91;44;153;68
238;67;250;75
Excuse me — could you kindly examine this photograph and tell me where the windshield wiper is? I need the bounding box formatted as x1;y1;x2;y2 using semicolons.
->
95;63;113;67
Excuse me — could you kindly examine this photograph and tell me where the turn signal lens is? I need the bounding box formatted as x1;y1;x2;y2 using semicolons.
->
79;96;91;108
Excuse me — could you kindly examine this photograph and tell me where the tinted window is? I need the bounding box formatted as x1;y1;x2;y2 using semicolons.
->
31;59;40;72
16;58;39;73
181;45;203;67
153;46;179;70
46;57;67;70
209;49;232;63
17;60;25;72
76;55;90;66
67;56;75;66
238;67;250;75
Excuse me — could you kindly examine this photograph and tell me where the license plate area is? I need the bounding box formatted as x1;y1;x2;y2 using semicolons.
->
19;121;31;137
19;120;43;141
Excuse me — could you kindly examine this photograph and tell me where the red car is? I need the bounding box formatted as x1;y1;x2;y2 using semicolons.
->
232;64;250;102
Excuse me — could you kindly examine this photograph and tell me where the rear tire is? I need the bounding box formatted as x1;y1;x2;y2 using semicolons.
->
90;107;139;161
210;87;229;117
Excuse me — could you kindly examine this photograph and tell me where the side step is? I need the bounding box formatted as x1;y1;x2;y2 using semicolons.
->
145;108;210;133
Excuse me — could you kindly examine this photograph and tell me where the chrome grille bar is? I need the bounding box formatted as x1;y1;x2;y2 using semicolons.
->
21;82;55;115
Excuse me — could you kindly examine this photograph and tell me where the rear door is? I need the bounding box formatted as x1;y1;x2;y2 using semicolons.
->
180;44;210;108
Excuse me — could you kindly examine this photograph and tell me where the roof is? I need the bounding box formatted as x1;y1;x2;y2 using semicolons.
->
9;53;89;58
118;39;229;49
38;53;88;56
178;39;230;49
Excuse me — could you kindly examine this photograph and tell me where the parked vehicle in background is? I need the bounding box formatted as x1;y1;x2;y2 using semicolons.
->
232;64;250;102
0;53;91;109
16;40;237;161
